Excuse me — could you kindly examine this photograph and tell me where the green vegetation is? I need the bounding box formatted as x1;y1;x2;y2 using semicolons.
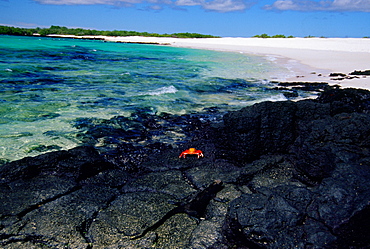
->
0;25;35;36
0;25;219;38
253;34;331;38
170;32;218;38
253;33;294;38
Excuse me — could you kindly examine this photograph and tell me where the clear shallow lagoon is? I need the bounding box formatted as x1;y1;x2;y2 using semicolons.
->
0;35;296;162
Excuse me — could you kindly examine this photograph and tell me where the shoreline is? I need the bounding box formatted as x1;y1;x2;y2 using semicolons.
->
46;35;370;90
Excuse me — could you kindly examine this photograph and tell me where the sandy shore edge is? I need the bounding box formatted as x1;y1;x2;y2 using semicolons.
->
48;35;370;90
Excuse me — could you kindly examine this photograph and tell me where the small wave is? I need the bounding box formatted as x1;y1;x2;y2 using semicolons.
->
263;93;287;102
265;55;277;62
146;86;178;96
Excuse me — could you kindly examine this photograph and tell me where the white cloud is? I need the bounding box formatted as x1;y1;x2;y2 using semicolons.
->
175;0;202;6
203;0;248;12
34;0;255;12
174;0;250;11
264;0;370;12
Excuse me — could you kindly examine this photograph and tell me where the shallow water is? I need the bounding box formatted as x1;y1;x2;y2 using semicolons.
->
0;35;303;162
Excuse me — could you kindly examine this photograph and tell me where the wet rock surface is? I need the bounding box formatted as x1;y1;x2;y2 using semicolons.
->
1;87;370;248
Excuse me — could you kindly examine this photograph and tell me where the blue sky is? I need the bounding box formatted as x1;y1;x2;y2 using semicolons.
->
1;0;369;37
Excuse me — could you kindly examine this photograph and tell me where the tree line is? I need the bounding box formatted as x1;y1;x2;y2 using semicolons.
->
253;33;295;38
0;25;219;38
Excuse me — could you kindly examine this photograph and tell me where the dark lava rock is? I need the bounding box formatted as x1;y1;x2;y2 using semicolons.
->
292;112;370;183
220;101;298;163
317;87;370;114
225;186;336;249
218;88;370;248
329;72;347;77
226;158;370;248
1;88;370;248
349;69;370;76
276;81;330;92
0;146;113;183
219;99;331;163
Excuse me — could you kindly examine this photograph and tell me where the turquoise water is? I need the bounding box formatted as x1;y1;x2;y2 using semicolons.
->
0;35;293;162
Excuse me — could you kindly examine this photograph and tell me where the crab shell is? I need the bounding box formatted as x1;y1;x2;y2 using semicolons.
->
179;148;204;158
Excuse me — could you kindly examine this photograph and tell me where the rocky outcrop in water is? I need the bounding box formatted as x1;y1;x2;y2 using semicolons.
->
1;88;370;248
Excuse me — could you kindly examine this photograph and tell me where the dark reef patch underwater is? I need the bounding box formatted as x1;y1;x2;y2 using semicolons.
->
1;87;370;248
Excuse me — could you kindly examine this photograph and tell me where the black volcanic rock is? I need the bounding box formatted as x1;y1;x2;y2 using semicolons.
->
220;101;298;163
349;69;370;76
292;112;370;182
317;87;370;114
0;146;113;183
218;88;370;248
1;88;370;248
329;72;347;77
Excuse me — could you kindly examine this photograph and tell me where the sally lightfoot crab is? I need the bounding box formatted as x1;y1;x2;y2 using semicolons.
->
179;148;204;158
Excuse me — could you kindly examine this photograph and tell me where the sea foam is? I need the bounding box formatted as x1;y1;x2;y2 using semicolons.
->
145;86;178;96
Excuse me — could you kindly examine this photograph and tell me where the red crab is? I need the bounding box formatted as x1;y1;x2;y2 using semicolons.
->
179;148;204;159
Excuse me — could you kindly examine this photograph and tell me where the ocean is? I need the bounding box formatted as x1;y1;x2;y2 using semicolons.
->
0;35;302;162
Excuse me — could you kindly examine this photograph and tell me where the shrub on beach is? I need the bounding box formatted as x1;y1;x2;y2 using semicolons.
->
253;33;294;38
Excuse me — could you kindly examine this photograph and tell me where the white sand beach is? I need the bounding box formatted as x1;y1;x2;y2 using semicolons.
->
51;35;370;89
